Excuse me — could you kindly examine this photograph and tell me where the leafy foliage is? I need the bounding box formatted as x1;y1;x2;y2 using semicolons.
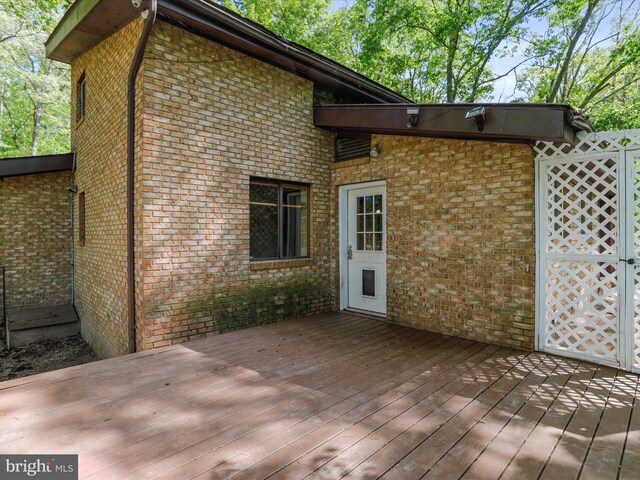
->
520;0;640;129
221;0;332;45
0;0;70;158
224;0;640;128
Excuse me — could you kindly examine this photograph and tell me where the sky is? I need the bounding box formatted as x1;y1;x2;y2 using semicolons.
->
332;0;352;8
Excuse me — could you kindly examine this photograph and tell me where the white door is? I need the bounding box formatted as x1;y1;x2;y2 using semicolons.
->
346;185;387;314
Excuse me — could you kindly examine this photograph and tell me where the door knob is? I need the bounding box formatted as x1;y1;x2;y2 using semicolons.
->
620;258;636;265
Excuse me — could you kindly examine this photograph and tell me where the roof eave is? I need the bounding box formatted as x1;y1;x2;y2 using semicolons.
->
46;0;145;62
0;153;75;179
45;0;409;104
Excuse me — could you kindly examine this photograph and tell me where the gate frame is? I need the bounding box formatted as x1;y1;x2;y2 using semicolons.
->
534;129;640;372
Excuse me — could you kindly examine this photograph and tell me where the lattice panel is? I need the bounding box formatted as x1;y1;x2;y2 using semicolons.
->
535;129;640;159
545;156;618;255
544;260;618;360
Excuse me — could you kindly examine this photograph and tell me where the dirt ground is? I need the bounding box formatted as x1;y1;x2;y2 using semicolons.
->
0;335;98;382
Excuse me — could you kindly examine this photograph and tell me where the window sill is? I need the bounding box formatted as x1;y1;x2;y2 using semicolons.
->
250;258;314;270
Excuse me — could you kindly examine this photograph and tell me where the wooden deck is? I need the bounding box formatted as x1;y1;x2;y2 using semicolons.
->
1;312;639;479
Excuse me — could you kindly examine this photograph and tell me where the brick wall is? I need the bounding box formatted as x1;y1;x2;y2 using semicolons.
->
138;21;334;349
0;171;72;313
331;136;536;349
70;19;144;358
69;17;536;355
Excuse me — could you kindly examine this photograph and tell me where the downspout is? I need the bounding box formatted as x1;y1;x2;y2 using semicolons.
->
69;152;77;306
128;0;157;354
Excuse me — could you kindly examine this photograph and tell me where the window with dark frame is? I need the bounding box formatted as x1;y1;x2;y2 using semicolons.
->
79;192;86;245
249;178;310;261
77;73;86;121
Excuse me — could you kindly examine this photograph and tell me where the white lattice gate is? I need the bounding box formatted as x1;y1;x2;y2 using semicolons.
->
535;130;640;371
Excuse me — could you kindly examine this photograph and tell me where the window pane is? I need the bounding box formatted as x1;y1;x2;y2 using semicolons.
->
365;195;373;213
357;196;364;214
375;233;383;251
79;192;86;244
357;233;364;250
77;74;86;121
250;181;278;259
374;195;382;213
365;214;373;232
374;214;382;233
366;233;374;250
282;184;309;258
250;180;278;204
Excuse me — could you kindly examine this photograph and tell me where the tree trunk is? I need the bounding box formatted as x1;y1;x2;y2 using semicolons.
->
30;61;53;156
546;0;599;102
31;99;42;156
446;34;459;102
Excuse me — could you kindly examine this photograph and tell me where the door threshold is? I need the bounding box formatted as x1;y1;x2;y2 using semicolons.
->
344;308;387;320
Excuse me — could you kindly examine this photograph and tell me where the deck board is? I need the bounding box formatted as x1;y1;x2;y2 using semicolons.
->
0;312;637;480
452;357;579;480
221;343;497;480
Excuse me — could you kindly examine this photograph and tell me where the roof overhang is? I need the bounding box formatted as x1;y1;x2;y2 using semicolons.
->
315;103;590;144
45;0;143;63
46;0;409;104
0;153;74;179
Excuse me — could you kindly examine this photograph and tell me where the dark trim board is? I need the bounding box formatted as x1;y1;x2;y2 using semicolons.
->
315;104;589;144
0;153;74;179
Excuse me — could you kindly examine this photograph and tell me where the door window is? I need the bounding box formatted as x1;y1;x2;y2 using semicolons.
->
356;194;383;251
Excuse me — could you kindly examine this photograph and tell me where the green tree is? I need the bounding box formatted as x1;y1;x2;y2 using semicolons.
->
0;0;70;158
520;0;640;129
220;0;332;46
225;0;640;129
3;0;639;148
379;0;553;102
224;0;556;103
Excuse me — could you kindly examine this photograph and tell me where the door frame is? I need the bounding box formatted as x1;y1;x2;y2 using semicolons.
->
338;180;387;312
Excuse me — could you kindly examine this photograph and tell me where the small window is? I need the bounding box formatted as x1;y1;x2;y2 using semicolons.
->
77;73;86;121
78;192;86;245
249;178;310;260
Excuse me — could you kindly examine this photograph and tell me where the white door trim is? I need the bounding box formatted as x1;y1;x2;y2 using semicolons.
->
338;180;387;312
